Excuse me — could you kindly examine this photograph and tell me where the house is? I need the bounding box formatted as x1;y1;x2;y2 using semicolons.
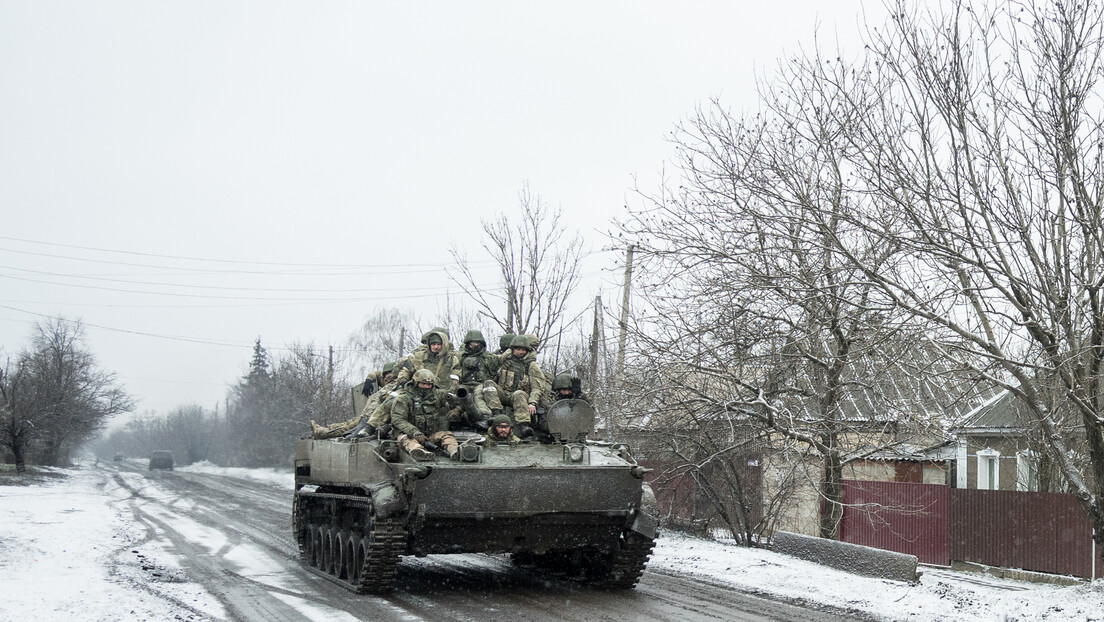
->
949;389;1039;491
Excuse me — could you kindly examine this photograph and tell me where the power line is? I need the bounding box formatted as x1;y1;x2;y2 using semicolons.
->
0;235;498;270
0;274;473;302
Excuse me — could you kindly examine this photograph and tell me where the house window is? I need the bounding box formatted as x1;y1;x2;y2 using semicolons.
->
1016;450;1038;492
977;449;1000;490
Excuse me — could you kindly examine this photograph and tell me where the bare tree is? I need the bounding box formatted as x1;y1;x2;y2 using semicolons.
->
613;37;964;539
0;361;35;473
1;318;134;467
448;183;585;348
828;0;1104;547
345;307;420;373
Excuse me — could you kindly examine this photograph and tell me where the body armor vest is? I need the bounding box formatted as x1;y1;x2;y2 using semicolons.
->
498;356;531;393
460;351;492;384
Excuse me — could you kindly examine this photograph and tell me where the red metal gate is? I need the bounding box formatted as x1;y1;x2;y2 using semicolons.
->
839;481;1102;578
949;488;1102;579
839;480;950;565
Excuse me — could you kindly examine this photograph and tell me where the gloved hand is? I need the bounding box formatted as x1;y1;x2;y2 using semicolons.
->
414;433;428;445
446;408;462;423
517;424;534;439
361;380;375;397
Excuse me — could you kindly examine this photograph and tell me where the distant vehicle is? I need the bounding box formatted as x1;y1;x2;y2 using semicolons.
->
113;452;126;462
148;450;174;471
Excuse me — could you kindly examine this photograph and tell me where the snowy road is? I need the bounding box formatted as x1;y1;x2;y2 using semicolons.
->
106;462;872;622
5;462;1099;622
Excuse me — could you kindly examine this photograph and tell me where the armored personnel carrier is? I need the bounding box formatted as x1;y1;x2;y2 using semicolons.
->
291;399;658;593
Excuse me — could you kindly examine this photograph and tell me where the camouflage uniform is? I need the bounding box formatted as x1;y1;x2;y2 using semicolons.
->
360;362;399;417
310;362;399;438
551;372;587;402
458;329;504;421
366;392;400;429
391;369;460;460
483;414;520;447
394;329;461;391
495;335;547;425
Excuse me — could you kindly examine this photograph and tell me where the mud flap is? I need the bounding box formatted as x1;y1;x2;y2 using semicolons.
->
630;511;658;540
366;482;406;519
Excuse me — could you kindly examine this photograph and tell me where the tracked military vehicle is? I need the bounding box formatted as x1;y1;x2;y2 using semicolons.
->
292;398;658;593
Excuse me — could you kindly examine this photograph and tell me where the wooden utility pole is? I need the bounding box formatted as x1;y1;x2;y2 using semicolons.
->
615;245;634;389
613;245;634;439
588;295;602;393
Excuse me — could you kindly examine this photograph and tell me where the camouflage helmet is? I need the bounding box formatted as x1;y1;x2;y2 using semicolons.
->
463;329;486;345
552;373;574;391
491;414;512;426
382;361;396;374
421;327;450;344
499;333;516;350
508;335;532;352
412;369;436;384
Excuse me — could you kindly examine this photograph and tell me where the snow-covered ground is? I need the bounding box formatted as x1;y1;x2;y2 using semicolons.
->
1;462;1101;622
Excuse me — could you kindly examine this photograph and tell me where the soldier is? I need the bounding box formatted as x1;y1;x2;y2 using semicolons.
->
497;333;516;354
394;328;461;391
551;373;586;401
483;414;519;447
495;334;547;438
363;361;397;396
458;329;505;424
523;334;551;408
391;369;460;461
365;390;399;433
360;361;399;416
310;361;402;439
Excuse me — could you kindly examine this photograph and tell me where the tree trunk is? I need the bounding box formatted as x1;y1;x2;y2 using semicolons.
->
12;441;26;474
819;450;844;540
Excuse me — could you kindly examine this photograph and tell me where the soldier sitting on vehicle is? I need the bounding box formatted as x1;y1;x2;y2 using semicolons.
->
394;329;461;392
551;372;587;402
458;329;505;425
391;369;461;461
495;335;547;439
483;414;520;447
309;361;400;439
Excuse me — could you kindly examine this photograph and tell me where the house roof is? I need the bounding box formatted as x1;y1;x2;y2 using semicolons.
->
951;389;1027;434
851;441;957;463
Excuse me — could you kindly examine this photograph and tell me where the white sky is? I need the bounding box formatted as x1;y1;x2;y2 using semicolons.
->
0;1;884;416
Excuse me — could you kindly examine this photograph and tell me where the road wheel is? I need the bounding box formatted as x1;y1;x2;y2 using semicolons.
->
335;530;350;579
346;532;364;587
321;528;335;574
303;524;318;566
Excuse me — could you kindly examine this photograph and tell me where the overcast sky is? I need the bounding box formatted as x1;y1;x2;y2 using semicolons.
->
0;1;882;416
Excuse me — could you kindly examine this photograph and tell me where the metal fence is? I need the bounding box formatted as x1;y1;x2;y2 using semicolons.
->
839;480;1102;579
839;480;949;565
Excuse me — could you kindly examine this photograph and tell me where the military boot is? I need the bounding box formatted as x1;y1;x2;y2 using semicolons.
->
410;446;433;461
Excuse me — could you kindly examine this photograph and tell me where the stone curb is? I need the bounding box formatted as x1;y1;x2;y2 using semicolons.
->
770;531;920;583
